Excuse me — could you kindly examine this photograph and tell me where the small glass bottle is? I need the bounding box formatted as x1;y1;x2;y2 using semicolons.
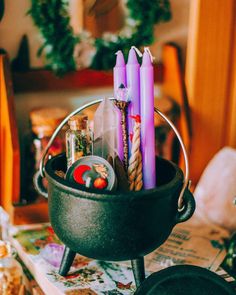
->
0;241;24;295
66;114;93;168
21;107;68;202
30;107;68;170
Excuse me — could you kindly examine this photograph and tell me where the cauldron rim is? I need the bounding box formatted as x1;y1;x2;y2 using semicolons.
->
45;153;184;201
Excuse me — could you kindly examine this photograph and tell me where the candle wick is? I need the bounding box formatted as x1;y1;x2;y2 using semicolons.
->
144;47;155;63
131;46;143;57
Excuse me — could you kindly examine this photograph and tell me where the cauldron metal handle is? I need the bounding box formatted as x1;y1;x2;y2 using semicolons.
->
154;107;190;210
175;188;195;223
34;170;48;198
36;98;191;210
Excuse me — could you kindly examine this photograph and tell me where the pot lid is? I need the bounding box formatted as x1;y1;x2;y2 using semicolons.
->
135;265;235;295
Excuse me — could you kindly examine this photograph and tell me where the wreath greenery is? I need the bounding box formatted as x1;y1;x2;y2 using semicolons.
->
29;0;171;75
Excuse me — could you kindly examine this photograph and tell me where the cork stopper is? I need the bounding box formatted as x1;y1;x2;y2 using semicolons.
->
0;240;11;258
30;107;68;136
68;114;88;131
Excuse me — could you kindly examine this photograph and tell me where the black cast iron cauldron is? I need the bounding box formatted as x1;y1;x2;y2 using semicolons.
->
34;99;195;288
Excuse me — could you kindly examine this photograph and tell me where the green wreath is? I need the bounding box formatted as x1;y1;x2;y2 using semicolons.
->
29;0;171;75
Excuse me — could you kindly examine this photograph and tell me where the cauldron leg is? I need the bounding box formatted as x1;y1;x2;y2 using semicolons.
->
59;247;76;276
131;257;145;288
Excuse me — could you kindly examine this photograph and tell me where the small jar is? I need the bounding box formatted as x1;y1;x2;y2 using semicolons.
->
21;107;68;202
0;241;24;295
66;114;93;168
30;107;68;170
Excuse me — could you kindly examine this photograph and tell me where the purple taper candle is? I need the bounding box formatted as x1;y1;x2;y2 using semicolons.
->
140;48;156;189
113;51;127;99
126;47;141;154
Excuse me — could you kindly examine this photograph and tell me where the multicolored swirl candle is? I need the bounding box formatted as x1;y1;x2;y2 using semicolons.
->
140;48;156;189
126;47;141;154
113;51;127;99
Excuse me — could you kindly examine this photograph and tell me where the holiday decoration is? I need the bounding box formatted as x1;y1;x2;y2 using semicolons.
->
28;0;171;75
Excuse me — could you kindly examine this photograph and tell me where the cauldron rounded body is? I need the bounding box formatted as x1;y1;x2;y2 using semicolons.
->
43;153;195;262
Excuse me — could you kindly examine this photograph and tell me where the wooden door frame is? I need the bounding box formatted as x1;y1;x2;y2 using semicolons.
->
185;0;236;184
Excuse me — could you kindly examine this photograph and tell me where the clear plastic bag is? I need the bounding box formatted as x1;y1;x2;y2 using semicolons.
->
194;147;236;232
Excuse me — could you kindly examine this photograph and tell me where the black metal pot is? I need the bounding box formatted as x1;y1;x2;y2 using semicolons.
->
34;99;195;287
49;154;193;259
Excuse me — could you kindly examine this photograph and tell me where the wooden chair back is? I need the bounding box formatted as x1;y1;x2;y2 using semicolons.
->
162;43;192;169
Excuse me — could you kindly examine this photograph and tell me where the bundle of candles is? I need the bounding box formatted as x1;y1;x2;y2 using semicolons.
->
113;46;156;190
61;47;156;192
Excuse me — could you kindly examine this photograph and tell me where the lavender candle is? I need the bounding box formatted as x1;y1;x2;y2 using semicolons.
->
126;47;141;154
113;51;127;99
140;48;156;189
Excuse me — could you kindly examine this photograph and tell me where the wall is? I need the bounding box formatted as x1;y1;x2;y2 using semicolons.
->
152;0;190;61
0;0;44;67
0;0;190;67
